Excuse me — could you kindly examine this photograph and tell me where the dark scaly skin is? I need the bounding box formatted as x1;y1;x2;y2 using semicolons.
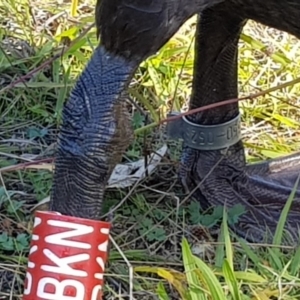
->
50;0;221;219
50;0;300;243
50;47;136;219
180;2;300;243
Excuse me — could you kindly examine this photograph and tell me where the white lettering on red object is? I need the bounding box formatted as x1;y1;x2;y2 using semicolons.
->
32;217;41;241
94;228;109;281
41;249;89;277
37;278;84;300
45;220;94;249
28;245;38;268
24;272;32;295
98;228;109;251
24;216;110;300
91;285;102;299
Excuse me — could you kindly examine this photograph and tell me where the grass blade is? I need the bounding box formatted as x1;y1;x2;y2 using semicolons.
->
273;174;300;246
289;245;300;275
223;207;234;270
192;254;227;300
182;238;206;300
222;259;241;300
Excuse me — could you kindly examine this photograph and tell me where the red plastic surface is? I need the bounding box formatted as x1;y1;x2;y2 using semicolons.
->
23;211;111;300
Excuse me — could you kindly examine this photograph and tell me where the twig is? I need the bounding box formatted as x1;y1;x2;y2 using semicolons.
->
133;75;300;135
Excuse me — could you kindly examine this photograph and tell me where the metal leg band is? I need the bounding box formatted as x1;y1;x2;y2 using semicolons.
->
166;112;241;150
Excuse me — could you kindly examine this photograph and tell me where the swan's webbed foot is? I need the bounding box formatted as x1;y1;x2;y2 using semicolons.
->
179;142;300;244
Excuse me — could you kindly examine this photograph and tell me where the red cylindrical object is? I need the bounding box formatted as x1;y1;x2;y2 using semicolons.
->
23;211;111;300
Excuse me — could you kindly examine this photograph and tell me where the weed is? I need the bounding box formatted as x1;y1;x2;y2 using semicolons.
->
1;0;300;298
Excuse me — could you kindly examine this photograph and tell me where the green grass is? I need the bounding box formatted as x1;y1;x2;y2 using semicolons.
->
1;0;300;299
